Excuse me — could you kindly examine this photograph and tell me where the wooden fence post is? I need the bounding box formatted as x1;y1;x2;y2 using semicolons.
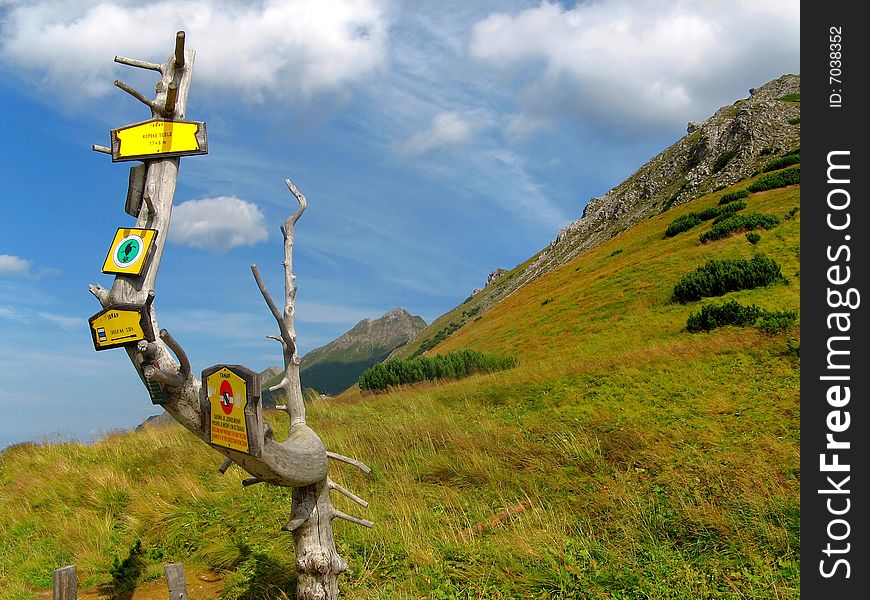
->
53;565;77;600
164;563;188;600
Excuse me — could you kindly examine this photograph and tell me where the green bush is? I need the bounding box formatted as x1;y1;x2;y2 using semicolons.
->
686;300;764;331
757;311;799;335
665;201;746;237
747;166;800;192
686;300;797;334
665;214;702;237
713;150;739;173
672;254;786;303
700;213;780;243
746;231;761;245
697;200;746;221
779;93;801;102
718;189;750;205
762;151;800;172
359;349;518;392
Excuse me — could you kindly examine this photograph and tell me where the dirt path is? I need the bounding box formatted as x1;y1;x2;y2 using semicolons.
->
34;569;224;600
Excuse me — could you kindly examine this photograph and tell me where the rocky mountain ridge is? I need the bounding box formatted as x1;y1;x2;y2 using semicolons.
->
476;74;799;310
394;74;800;359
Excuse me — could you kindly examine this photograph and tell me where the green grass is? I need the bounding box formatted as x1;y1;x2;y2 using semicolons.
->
0;177;800;599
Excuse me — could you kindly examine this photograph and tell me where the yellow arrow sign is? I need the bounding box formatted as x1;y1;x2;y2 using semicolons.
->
111;118;207;162
88;304;154;351
101;227;158;276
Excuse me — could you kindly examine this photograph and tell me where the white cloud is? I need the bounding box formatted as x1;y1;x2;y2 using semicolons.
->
469;0;800;136
170;196;269;251
400;111;477;156
0;0;387;102
0;255;31;277
0;305;83;330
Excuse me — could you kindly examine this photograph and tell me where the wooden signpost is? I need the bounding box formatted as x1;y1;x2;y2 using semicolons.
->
86;31;372;599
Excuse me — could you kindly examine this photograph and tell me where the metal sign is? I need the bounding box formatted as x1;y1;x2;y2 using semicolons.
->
110;118;208;162
202;364;262;456
88;304;155;351
101;227;158;276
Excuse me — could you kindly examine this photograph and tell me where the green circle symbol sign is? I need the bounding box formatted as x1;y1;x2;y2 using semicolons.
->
112;234;144;268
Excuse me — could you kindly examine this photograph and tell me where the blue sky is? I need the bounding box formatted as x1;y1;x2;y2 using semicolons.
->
0;0;799;448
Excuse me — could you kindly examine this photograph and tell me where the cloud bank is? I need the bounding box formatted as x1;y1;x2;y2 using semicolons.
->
469;0;800;136
0;0;387;101
0;255;31;277
170;196;269;251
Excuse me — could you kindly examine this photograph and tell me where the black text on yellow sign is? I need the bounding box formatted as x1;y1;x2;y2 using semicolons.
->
202;365;260;455
88;304;154;351
110;118;208;162
101;227;158;276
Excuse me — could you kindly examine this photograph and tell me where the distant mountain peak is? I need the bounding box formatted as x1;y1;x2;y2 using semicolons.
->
295;308;427;395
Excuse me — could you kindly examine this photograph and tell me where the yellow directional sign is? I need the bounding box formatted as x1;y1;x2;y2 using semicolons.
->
110;118;207;162
88;304;154;351
101;227;158;276
203;365;261;455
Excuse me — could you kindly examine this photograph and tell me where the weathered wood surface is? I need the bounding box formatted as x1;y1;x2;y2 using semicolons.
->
88;33;371;599
164;563;188;600
53;565;77;600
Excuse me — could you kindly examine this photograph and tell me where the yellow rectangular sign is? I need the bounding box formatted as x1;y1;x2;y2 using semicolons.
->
88;305;154;351
202;365;262;456
101;227;158;276
110;118;207;162
204;366;254;453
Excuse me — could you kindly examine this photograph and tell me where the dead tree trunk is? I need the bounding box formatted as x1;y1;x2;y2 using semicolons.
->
88;32;371;599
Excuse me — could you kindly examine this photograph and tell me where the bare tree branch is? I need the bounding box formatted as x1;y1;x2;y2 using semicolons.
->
332;509;374;528
159;328;190;378
328;477;368;508
114;79;157;110
88;283;110;306
251;263;294;349
114;55;162;71
143;364;184;388
326;451;373;474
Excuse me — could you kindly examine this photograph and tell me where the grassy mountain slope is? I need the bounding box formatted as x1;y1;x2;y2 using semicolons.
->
396;74;799;359
0;172;799;599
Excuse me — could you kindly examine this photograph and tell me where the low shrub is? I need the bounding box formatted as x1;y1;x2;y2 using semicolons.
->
700;213;780;243
672;254;786;303
757;310;799;335
718;189;750;205
686;299;797;334
747;166;800;192
665;214;702;237
698;200;746;221
359;349;518;392
762;151;800;172
665;201;746;237
746;231;761;245
713;149;739;173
